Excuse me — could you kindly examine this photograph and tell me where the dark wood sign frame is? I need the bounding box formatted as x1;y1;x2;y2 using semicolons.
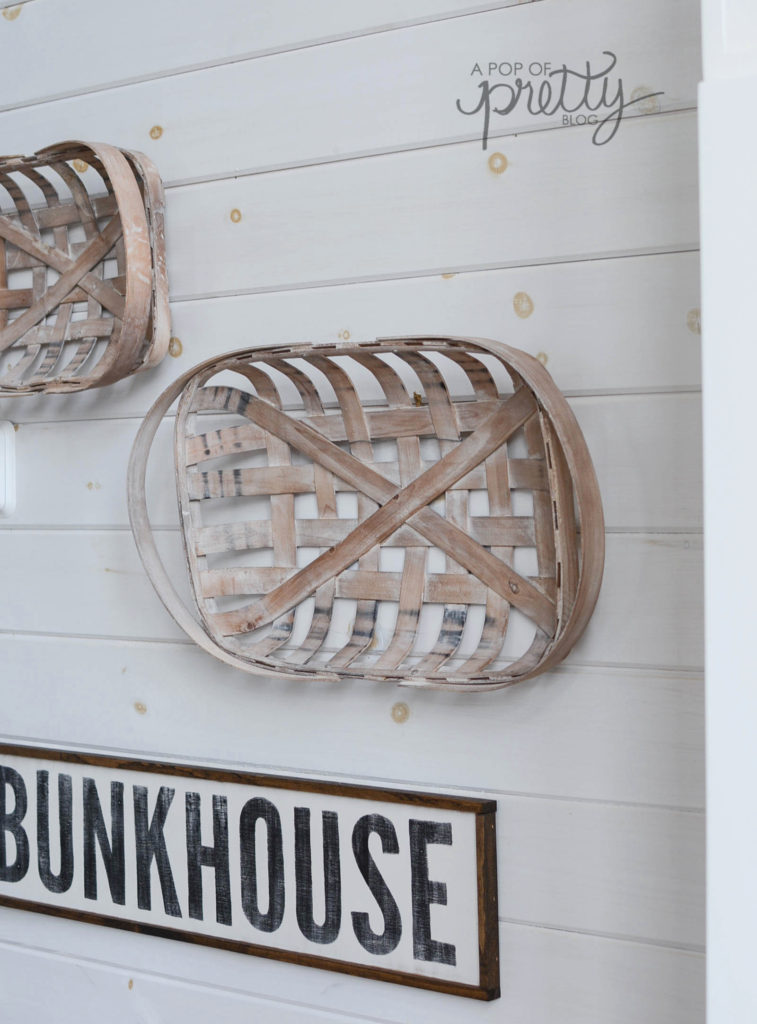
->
0;744;499;1001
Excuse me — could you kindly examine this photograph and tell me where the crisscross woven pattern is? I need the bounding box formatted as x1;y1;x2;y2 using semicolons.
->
130;337;604;690
0;140;169;393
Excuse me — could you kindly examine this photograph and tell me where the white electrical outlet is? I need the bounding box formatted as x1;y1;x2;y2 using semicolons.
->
0;421;16;517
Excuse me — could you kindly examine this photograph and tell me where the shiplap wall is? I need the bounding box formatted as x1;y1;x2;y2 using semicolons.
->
0;1;704;1021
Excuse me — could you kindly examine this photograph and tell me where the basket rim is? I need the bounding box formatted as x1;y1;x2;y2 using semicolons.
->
0;139;158;394
128;336;605;691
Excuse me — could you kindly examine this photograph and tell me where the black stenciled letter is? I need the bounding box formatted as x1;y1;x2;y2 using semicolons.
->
37;770;73;893
409;819;456;966
185;792;231;925
239;797;285;932
0;765;29;883
83;777;125;905
351;813;402;955
134;785;181;917
294;807;341;944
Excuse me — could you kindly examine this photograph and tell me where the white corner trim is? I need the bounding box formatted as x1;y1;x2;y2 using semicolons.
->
0;421;16;517
702;0;757;80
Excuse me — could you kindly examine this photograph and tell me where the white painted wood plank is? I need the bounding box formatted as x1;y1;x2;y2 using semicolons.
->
0;1;540;110
168;254;701;396
0;635;704;809
493;923;704;1024
0;251;702;426
0;529;187;643
583;533;702;669
5;392;702;531
575;393;702;532
0;913;705;1024
156;112;697;301
0;0;699;182
0;942;370;1024
0;530;703;668
500;798;704;947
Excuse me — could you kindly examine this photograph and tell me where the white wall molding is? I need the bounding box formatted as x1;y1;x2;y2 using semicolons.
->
701;1;757;1020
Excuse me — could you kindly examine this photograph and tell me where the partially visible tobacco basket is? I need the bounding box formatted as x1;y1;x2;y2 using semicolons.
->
0;140;169;393
129;337;605;690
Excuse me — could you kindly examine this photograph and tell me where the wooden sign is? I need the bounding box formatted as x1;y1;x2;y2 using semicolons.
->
0;745;499;1000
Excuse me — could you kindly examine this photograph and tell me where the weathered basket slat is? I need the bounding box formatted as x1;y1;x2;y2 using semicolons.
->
128;337;605;690
0;140;169;393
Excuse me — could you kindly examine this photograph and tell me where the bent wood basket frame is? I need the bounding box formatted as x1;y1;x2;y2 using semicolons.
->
0;140;169;393
128;337;604;690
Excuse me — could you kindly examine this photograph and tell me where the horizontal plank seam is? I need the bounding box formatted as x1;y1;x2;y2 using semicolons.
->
156;106;697;195
0;627;194;646
165;247;700;311
0;524;704;535
150;105;697;191
0;733;704;813
0;910;705;966
561;386;702;398
0;386;704;429
165;244;701;305
604;527;702;535
0;0;544;115
0;628;705;675
498;918;705;955
566;656;704;674
0;632;705;680
0;924;706;976
0;525;180;532
0;526;702;538
0;386;705;428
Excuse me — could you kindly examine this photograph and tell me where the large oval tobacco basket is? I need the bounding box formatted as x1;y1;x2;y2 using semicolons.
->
0;140;169;393
129;337;605;691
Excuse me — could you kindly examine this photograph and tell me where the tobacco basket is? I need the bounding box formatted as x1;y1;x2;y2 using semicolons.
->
128;337;605;690
0;140;169;394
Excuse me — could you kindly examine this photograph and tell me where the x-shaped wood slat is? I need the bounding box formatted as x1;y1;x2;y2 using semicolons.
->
0;212;126;351
210;385;557;637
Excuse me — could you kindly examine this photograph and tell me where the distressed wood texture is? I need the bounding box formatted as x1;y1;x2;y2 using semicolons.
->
128;337;604;688
0;0;698;179
0;141;169;392
0;745;499;1000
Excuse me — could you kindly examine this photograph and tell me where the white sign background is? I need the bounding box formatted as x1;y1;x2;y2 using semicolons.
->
0;746;497;998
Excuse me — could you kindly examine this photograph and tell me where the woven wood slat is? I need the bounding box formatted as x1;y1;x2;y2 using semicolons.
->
0;140;169;393
128;337;605;690
194;516;535;557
